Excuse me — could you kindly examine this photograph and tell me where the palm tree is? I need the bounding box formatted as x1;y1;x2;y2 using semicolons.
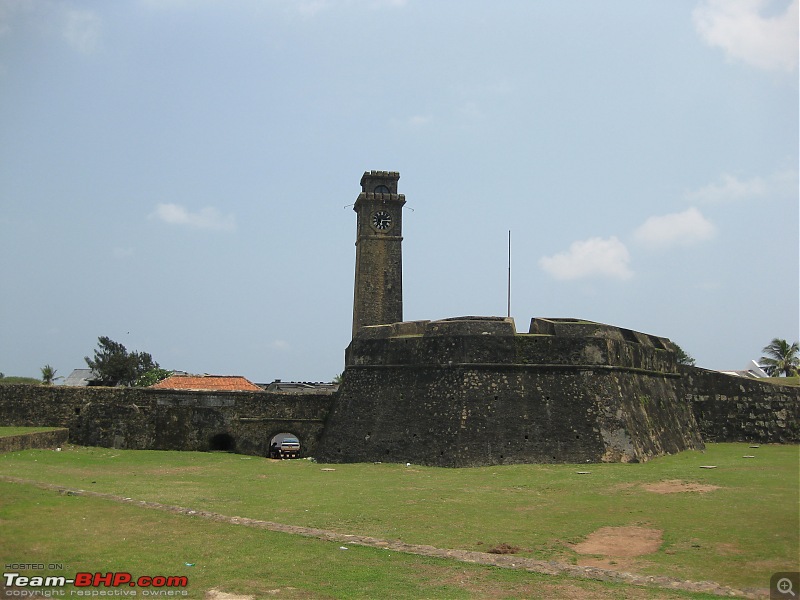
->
40;364;61;385
759;338;800;377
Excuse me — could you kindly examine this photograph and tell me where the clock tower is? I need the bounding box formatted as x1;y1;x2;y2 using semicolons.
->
352;170;406;337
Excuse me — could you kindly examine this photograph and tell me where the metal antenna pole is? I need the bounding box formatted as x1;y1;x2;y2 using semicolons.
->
507;230;511;318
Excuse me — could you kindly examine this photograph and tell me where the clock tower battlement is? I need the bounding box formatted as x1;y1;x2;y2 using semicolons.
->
352;170;406;337
360;170;400;195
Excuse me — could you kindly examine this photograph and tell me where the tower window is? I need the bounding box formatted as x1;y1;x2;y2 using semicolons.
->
374;185;390;194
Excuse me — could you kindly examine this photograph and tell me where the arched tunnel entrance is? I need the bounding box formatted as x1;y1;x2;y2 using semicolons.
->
269;432;302;459
209;432;236;452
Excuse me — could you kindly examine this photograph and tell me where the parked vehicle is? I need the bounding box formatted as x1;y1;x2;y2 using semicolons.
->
279;437;301;459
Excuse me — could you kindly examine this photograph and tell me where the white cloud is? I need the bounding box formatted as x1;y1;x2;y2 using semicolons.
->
633;207;716;248
150;203;236;231
770;167;800;196
693;0;799;71
685;173;768;203
686;169;798;203
539;236;633;281
63;8;102;54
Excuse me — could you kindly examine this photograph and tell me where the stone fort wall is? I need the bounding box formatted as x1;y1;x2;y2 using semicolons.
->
0;428;69;453
317;317;705;466
0;320;797;463
680;365;800;443
0;385;332;457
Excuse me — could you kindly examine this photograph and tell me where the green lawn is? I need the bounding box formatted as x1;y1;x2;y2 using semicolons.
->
1;443;797;598
763;376;800;386
0;426;62;437
1;481;719;600
0;376;41;385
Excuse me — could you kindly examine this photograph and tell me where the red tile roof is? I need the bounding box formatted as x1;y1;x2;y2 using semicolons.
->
150;375;263;392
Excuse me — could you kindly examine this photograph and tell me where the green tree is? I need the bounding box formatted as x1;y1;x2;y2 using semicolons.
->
135;367;173;387
673;344;695;366
40;364;61;385
85;336;159;386
759;338;800;377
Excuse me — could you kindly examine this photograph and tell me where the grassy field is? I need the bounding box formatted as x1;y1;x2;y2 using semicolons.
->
1;443;797;599
763;376;800;386
0;426;61;437
0;376;41;385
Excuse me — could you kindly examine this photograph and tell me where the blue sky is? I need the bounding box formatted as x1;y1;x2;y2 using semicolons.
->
1;0;797;383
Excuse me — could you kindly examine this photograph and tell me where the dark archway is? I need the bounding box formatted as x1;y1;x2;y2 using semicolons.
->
269;432;302;459
209;433;236;452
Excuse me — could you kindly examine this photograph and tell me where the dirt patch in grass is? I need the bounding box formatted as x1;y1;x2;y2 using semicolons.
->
571;526;663;574
487;542;522;554
643;479;720;494
571;526;663;557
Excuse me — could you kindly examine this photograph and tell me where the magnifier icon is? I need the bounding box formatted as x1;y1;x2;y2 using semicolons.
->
778;578;796;597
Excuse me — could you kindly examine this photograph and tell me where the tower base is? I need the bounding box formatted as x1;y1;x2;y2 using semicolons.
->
317;317;704;466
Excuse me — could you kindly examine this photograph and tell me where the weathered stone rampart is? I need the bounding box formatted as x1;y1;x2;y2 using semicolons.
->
0;428;69;453
1;319;796;464
0;385;332;457
318;317;704;466
680;366;800;443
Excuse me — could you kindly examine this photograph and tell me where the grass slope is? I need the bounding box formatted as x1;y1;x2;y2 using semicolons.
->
0;482;718;600
763;376;800;386
0;426;61;437
0;377;41;385
1;443;797;596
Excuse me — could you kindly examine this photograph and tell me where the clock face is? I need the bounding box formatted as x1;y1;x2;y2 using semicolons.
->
372;210;392;230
